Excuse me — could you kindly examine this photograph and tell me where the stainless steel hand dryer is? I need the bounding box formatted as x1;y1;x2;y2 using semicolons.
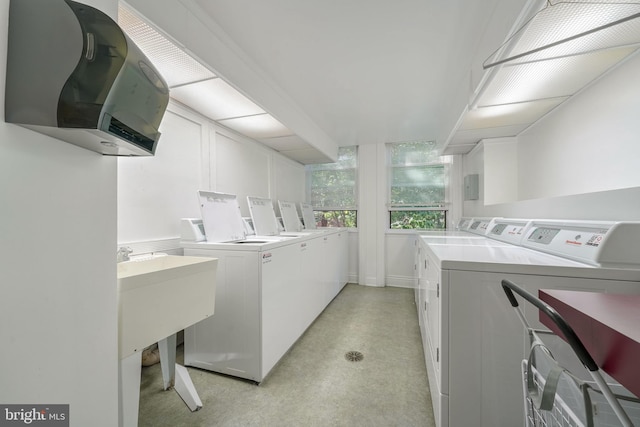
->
5;0;170;156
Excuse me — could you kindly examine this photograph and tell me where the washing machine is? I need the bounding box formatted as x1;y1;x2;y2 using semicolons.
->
181;191;348;382
417;219;640;427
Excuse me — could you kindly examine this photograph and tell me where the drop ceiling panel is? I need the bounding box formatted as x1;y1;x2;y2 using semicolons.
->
118;5;216;87
442;144;480;155
259;134;309;151
280;148;334;164
447;124;530;150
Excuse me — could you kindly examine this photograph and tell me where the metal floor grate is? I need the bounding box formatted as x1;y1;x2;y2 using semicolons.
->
345;351;364;362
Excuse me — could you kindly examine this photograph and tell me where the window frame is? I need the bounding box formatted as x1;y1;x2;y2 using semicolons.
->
387;141;450;231
305;146;358;229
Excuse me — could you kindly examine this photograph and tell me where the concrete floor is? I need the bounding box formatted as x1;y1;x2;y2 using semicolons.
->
138;283;435;426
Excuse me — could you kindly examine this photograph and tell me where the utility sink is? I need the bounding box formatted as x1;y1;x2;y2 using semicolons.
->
117;255;218;359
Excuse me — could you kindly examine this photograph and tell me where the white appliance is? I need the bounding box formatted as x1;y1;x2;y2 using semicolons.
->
416;219;640;427
181;191;348;382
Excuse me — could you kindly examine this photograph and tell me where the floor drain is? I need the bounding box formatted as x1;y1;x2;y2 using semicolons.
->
345;351;364;362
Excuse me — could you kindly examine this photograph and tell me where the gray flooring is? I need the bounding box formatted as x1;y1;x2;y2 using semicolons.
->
138;283;435;426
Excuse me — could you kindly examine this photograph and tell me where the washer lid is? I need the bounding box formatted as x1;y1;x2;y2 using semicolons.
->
278;200;303;232
198;191;246;242
299;203;317;230
247;196;280;236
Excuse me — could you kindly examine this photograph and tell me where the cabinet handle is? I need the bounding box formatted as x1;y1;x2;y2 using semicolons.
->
437;347;439;362
437;283;440;298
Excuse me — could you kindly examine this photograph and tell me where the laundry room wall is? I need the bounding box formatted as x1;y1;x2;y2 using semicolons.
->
0;1;119;426
463;50;640;221
117;100;306;253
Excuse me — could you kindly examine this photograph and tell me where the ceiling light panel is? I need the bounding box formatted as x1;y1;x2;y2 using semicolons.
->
462;98;567;130
478;46;635;106
170;78;266;121
485;1;640;67
217;114;294;139
118;4;216;87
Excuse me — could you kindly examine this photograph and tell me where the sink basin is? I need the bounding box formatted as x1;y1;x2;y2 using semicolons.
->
117;256;218;359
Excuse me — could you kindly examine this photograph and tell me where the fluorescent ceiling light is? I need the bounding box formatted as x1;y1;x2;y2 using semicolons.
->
170;78;266;120
485;1;640;68
218;115;294;139
477;45;636;106
118;2;317;162
461;98;567;130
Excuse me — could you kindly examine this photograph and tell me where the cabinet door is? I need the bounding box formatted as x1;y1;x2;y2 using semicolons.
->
425;255;442;391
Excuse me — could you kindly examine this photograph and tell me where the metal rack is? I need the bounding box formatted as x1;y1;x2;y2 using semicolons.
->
502;280;640;427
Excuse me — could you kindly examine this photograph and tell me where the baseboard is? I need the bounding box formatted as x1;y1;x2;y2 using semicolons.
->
385;275;415;289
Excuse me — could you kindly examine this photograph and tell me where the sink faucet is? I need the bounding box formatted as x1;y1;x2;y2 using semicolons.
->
117;246;133;263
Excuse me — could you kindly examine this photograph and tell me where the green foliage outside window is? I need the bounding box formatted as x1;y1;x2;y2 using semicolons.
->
388;141;449;230
306;147;358;228
314;210;357;228
390;210;446;230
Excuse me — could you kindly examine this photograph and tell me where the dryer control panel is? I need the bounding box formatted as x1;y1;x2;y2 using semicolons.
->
489;218;532;245
521;220;640;267
468;218;501;236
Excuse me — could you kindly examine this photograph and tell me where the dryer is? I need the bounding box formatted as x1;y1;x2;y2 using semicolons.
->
417;219;640;427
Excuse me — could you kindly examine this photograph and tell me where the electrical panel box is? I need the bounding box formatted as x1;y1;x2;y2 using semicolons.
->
464;174;479;200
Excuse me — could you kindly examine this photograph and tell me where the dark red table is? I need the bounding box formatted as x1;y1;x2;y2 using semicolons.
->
539;289;640;399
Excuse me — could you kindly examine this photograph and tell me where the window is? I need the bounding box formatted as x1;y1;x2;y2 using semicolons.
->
388;141;450;230
306;146;358;228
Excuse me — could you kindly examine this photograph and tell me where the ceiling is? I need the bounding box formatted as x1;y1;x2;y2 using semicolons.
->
123;0;640;163
184;0;514;155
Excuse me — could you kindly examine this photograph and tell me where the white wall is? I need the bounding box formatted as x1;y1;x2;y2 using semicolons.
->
0;1;119;425
118;108;205;244
117;101;306;251
518;52;640;201
357;145;464;289
357;144;387;287
463;50;640;221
